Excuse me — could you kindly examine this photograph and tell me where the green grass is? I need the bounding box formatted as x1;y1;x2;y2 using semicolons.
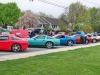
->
1;46;100;75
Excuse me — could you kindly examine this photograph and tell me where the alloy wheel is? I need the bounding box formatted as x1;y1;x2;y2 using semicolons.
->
46;42;53;48
67;40;73;46
12;44;21;52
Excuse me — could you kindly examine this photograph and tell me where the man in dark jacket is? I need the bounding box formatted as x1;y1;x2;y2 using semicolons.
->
30;30;35;38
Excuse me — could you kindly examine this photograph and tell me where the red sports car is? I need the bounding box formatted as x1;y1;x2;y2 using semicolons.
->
72;34;92;44
0;35;28;52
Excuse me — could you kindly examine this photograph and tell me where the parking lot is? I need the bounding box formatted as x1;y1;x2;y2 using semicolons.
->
0;42;100;61
0;46;68;56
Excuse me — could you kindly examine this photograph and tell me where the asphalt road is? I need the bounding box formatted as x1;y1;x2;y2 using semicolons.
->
0;43;99;57
0;45;69;56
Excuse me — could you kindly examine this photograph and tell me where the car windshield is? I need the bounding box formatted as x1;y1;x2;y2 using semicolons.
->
53;34;69;38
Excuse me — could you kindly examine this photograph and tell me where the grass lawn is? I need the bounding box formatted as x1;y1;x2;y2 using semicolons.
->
0;46;100;75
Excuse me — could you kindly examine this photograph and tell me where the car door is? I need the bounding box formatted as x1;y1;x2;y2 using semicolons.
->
33;36;46;46
75;35;81;43
95;34;100;41
57;35;66;45
0;36;10;50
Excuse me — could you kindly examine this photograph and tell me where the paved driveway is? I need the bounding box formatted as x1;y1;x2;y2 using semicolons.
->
0;46;68;56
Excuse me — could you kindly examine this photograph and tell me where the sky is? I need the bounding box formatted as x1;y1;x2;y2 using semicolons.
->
0;0;100;18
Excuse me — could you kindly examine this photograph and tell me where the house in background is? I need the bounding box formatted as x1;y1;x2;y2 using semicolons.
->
38;17;67;31
14;17;68;32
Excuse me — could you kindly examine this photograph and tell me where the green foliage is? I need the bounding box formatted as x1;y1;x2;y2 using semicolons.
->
63;2;100;32
59;25;67;32
89;7;100;32
73;24;80;32
0;2;21;27
79;25;93;33
37;12;54;18
73;23;93;33
67;2;87;26
43;25;53;31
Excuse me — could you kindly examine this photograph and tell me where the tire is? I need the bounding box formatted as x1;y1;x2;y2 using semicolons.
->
12;44;21;52
92;39;97;43
46;42;53;49
67;40;73;46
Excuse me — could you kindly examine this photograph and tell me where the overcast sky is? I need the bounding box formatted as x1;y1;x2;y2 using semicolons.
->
0;0;100;18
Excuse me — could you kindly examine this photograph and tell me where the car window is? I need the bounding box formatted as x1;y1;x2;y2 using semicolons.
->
93;34;96;36
87;35;91;37
98;34;100;36
35;36;45;39
60;35;65;38
47;36;54;39
12;36;21;40
0;36;9;40
56;35;65;38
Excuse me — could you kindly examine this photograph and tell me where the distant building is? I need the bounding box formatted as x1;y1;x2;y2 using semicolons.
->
38;17;67;31
15;17;68;31
7;26;13;31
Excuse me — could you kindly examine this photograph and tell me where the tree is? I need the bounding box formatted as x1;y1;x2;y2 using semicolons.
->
89;7;100;32
58;13;67;21
37;12;54;18
58;13;68;26
59;24;67;32
65;2;87;29
15;12;40;29
20;10;33;17
73;23;93;33
29;0;34;1
0;2;21;28
43;25;53;31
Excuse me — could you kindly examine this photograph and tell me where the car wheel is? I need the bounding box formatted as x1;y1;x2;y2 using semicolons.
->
67;40;73;46
86;40;89;44
92;39;97;43
46;42;53;49
12;44;21;52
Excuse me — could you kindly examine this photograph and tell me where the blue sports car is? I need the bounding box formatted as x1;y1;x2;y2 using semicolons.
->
53;34;76;46
28;35;60;48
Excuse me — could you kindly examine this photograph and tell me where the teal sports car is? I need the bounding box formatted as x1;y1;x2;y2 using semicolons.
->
28;35;60;48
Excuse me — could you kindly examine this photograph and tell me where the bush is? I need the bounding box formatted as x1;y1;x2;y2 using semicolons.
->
59;25;67;32
44;25;52;30
73;24;80;32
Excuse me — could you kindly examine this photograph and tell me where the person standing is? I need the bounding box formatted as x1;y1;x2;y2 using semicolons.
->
48;30;53;36
43;30;48;35
80;30;85;44
30;30;35;38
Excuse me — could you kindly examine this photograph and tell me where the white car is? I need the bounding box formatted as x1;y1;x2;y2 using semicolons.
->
87;34;100;43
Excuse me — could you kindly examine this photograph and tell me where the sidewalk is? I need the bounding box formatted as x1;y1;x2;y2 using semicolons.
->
0;43;100;61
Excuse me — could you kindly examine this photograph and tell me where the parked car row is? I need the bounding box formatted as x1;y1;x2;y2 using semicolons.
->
1;29;100;52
